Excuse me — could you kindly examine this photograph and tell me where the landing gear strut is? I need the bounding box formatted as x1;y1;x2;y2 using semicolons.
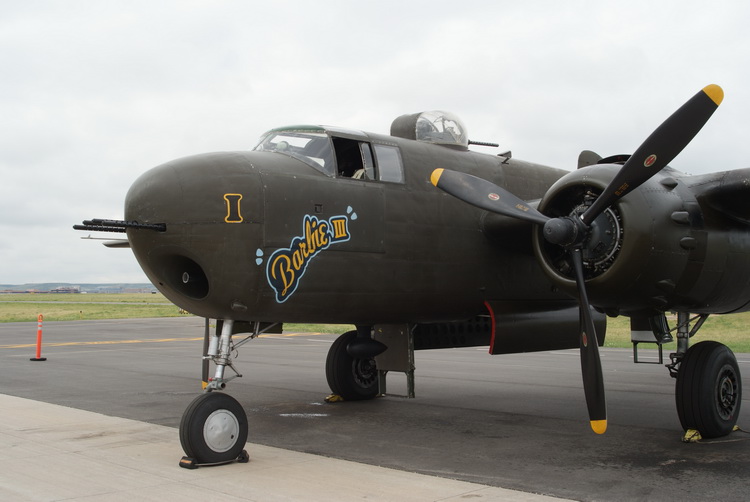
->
180;319;274;467
669;313;742;438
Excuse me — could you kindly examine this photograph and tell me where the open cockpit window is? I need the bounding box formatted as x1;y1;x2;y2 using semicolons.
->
331;137;378;180
333;137;403;184
254;130;335;176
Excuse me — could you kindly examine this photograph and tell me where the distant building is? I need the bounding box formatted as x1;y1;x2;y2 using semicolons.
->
49;286;81;294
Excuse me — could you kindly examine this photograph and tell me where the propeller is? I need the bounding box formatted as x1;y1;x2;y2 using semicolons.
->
431;85;723;434
580;84;723;226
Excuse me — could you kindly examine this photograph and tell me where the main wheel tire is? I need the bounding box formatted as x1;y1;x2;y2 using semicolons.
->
180;392;248;463
326;330;379;400
675;341;742;438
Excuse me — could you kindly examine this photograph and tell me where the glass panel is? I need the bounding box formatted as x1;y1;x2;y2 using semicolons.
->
360;142;375;180
373;144;404;183
415;111;468;147
254;131;334;176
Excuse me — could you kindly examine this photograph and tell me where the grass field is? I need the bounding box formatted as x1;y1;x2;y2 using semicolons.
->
0;293;185;322
1;293;748;352
604;313;750;353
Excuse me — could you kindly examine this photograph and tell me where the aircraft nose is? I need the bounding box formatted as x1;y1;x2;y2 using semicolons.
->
124;152;262;315
126;152;260;224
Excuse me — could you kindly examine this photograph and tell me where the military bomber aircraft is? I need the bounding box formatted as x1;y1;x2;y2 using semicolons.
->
76;85;747;466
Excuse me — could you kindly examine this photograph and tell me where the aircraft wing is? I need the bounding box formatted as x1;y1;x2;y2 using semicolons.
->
691;167;750;224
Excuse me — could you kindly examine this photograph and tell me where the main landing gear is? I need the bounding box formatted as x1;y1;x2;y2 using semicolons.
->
667;313;742;439
325;329;380;401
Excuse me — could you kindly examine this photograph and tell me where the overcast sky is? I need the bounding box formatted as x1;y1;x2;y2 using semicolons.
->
2;0;749;284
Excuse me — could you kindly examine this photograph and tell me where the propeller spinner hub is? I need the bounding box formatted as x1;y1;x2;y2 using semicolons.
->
537;184;625;282
543;217;580;247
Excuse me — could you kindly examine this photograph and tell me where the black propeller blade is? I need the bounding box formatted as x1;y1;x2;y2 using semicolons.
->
432;167;594;250
433;167;609;433
430;168;549;225
581;84;723;226
430;85;724;434
570;248;607;433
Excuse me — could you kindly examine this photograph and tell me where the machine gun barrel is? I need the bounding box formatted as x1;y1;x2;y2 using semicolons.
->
73;218;166;233
468;139;500;147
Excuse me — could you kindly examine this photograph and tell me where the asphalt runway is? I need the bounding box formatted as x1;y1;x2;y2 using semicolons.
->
1;317;749;501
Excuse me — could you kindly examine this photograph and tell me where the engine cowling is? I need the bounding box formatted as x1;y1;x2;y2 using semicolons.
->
533;164;730;316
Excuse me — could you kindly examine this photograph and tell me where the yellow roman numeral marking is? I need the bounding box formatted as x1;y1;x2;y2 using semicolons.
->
331;217;348;239
224;194;243;223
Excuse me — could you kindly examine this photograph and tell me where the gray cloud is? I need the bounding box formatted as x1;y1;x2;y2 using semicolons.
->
2;0;749;283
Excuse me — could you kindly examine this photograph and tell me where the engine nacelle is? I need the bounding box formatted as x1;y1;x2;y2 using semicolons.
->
533;164;750;316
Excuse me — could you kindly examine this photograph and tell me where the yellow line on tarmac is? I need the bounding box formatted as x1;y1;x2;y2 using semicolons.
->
0;337;203;349
0;332;331;349
262;332;333;338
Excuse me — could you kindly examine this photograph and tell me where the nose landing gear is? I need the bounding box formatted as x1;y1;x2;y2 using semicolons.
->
179;392;249;468
180;319;279;468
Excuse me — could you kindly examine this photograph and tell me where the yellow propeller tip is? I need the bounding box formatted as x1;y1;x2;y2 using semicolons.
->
590;419;607;434
703;84;724;106
430;168;444;187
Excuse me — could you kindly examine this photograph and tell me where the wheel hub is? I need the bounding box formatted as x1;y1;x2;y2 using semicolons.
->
353;358;377;388
716;366;739;420
203;409;240;453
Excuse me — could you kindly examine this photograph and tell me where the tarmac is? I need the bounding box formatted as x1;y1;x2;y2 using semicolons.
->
3;318;749;500
0;393;566;502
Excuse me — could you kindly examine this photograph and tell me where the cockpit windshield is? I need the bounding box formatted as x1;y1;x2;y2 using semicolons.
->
254;129;334;176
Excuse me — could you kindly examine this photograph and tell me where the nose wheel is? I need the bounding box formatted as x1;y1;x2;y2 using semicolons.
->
179;392;249;467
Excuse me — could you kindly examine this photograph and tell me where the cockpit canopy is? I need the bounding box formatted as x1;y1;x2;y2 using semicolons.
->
253;111;469;178
254;126;335;175
390;110;469;149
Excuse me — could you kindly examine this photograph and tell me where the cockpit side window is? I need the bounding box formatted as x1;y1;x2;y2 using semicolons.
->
360;143;375;180
335;139;404;183
332;137;382;181
373;144;404;183
332;137;364;178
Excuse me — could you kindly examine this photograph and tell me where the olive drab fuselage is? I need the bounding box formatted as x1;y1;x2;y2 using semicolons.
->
123;112;750;331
